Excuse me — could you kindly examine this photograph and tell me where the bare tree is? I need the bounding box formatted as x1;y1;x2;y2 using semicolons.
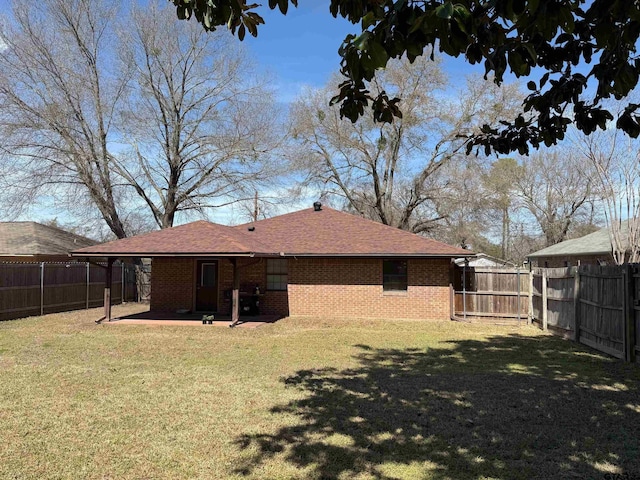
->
577;130;640;264
0;0;130;237
116;2;280;229
510;151;596;247
289;56;521;234
0;0;281;236
482;157;521;259
429;157;494;250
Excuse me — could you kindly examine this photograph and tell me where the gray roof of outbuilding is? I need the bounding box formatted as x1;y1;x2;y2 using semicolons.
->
527;223;625;258
0;222;97;256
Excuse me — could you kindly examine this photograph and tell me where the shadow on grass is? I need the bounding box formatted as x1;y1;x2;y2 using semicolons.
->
235;334;640;479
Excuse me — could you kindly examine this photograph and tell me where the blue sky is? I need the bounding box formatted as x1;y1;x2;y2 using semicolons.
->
243;2;359;101
242;2;485;101
0;0;485;99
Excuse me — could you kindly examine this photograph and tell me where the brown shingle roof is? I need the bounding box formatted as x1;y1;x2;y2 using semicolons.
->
72;220;274;256
73;207;470;258
236;207;470;256
0;222;96;256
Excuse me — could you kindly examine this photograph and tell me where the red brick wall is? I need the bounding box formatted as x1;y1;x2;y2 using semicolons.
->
150;256;452;320
287;258;451;320
217;258;289;316
150;257;195;311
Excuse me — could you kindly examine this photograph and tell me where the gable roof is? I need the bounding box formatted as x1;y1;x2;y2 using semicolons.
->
528;223;621;258
73;206;471;258
0;222;96;256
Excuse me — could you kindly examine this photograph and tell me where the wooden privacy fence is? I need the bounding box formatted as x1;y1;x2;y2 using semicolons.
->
452;267;529;323
453;264;638;363
531;265;639;363
0;262;137;321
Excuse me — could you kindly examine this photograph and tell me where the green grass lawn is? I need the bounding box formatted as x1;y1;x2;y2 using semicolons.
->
1;304;639;480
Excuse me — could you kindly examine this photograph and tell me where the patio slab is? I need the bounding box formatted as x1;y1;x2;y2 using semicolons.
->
102;311;282;328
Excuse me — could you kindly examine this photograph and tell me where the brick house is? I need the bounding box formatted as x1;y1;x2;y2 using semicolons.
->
73;205;471;322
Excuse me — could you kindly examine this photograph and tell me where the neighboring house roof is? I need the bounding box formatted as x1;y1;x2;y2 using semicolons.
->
0;222;96;257
73;206;471;258
528;223;623;258
454;253;514;267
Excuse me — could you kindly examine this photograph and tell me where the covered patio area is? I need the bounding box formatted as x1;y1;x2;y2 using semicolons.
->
70;221;285;327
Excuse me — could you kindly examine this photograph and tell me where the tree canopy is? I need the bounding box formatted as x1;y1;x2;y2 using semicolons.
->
170;0;640;155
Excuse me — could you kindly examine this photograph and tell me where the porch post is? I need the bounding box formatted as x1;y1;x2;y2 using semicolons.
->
230;258;240;327
104;258;114;322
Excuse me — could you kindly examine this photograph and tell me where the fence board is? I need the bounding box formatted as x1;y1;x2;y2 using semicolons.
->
635;269;640;363
546;267;575;333
0;262;135;321
532;271;543;327
635;304;640;365
576;265;625;359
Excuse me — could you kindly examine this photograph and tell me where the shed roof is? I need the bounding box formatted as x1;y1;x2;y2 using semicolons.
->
73;206;471;258
0;222;96;256
454;253;515;267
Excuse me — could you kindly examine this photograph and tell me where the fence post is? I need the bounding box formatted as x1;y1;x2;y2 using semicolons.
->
104;258;114;322
528;270;534;324
516;268;521;325
135;264;140;303
574;266;581;343
624;264;635;363
449;283;454;320
542;269;548;331
631;266;637;364
462;259;468;322
40;262;44;316
86;262;90;309
121;263;125;303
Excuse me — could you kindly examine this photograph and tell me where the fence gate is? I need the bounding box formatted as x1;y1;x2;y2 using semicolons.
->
576;265;626;359
531;267;576;338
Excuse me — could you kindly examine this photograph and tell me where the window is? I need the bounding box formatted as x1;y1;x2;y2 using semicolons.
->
200;262;217;287
383;259;407;292
267;259;288;291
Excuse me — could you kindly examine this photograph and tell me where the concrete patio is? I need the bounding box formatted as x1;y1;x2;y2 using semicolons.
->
102;310;282;328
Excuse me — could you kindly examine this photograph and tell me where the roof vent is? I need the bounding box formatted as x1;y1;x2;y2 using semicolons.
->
313;201;322;211
248;226;255;232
